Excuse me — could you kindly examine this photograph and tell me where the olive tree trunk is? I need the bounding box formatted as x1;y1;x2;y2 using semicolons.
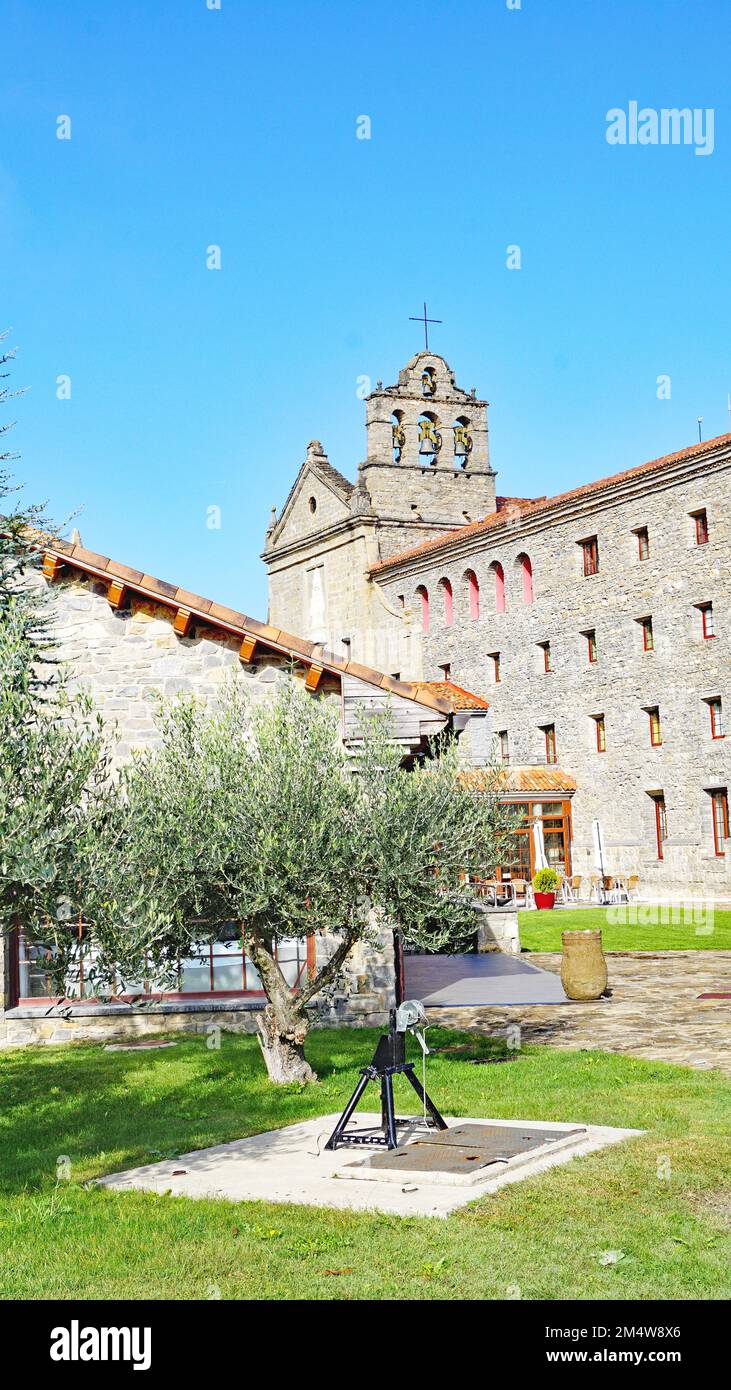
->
257;1001;315;1084
246;929;316;1084
247;924;361;1085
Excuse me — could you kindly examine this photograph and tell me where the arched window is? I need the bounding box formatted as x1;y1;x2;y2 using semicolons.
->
391;410;405;463
416;585;429;634
453;417;473;469
439;578;454;626
491;561;506;614
417;412;442;464
464;569;479;620
516;553;533;604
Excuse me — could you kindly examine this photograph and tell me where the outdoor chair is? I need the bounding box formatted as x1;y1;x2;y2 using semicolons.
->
510;878;535;909
561;875;581;903
626;875;640;902
589;875;604;904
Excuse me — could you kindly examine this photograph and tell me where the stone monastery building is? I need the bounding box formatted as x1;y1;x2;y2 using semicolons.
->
265;351;731;901
1;348;729;1047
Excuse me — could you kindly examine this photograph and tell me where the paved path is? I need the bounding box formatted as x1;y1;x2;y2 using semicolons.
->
431;952;731;1075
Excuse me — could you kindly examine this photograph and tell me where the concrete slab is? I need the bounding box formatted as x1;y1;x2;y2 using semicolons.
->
98;1114;642;1218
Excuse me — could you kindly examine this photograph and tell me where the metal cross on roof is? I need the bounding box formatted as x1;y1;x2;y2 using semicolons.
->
409;301;442;353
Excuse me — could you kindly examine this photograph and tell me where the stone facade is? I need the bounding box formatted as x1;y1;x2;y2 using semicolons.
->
263;354;498;678
268;351;731;899
375;447;731;898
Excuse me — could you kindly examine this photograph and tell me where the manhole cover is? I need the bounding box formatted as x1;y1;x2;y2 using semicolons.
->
365;1123;586;1175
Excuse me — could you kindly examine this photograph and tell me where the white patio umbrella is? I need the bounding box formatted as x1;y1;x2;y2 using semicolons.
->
592;818;607;877
532;818;549;872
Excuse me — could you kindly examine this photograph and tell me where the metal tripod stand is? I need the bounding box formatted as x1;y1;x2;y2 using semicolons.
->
324;1012;447;1150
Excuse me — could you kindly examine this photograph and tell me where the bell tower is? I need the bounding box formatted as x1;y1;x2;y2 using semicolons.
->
361;352;496;526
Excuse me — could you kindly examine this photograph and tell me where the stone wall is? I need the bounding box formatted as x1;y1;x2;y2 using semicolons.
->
376;455;731;898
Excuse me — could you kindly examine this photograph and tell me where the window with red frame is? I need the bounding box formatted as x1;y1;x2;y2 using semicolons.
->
699;602;715;638
498;729;509;763
648;706;662;746
416;585;429;634
593;714;606;752
639;616;654;651
693;509;709;545
539;640;552;672
466;569;480;620
636;527;650;560
651;793;668;859
580;536;599;577
586;629;597;663
517;553;534;604
492;561;506;614
711;789;729;856
14;924;312;1004
709;697;724;739
441;578;454;625
543;724;557;764
489;651;501;683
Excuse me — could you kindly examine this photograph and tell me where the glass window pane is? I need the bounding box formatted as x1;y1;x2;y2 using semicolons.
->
244;956;262;990
212;956;245;991
180;957;210;992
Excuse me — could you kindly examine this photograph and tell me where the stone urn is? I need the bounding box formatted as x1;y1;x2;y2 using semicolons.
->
560;929;607;1001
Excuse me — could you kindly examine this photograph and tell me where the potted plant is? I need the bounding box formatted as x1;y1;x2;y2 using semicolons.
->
532;866;562;909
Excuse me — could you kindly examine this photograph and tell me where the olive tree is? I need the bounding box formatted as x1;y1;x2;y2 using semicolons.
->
87;679;514;1083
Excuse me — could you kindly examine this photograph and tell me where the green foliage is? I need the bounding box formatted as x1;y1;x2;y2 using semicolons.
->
85;679;516;1014
0;350;112;986
532;867;561;893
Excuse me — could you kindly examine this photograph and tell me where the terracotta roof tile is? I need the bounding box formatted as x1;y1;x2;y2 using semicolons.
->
371;432;731;574
38;538;455;717
461;766;578;793
416;680;490;711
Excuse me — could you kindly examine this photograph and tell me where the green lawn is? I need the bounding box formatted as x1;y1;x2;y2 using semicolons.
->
1;1028;730;1301
519;906;731;952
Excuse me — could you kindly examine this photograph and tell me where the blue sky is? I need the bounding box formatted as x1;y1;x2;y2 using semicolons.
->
2;0;729;617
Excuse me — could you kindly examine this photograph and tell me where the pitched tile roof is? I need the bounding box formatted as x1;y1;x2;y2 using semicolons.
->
38;536;455;716
461;766;578;794
415;680;490;711
370;431;731;574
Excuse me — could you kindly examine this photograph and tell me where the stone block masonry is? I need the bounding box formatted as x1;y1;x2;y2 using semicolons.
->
375;441;731;899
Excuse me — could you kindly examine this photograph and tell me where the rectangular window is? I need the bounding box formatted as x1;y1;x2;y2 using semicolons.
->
586;629;597;663
543;724;557;765
711;789;729;856
648;706;662;746
594;714;606;752
580;536;599;577
15;925;312;1004
652;793;668;859
498;730;509;763
539;641;552;672
635;526;650;560
489;651;501;684
692;509;709;545
639;616;654;651
699;602;715;638
709;698;724;739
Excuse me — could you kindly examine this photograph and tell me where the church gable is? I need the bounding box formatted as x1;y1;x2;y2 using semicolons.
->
267;441;354;552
